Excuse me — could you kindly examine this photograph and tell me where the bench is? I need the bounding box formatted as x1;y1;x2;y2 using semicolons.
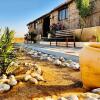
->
43;30;76;47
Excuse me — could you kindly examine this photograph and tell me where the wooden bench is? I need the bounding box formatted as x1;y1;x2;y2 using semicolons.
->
44;30;76;47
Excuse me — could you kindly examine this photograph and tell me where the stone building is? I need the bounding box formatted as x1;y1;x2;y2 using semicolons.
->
27;0;100;39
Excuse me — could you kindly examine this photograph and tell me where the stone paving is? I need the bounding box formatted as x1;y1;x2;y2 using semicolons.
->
20;43;82;62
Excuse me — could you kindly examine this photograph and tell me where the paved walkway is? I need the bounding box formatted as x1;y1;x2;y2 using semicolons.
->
21;43;82;62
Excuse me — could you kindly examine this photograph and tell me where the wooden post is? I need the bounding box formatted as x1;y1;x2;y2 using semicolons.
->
56;40;57;46
50;40;51;46
66;38;68;47
73;35;76;48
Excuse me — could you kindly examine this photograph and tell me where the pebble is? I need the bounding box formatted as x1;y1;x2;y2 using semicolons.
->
34;64;42;75
25;47;80;70
65;95;79;100
26;70;32;75
24;74;32;81
32;53;38;58
28;50;34;54
8;75;17;86
53;59;62;66
69;62;80;70
31;73;44;81
61;62;70;67
59;57;65;62
0;83;10;92
47;57;53;62
2;74;7;80
86;97;98;100
40;56;47;60
29;78;38;84
36;67;42;75
38;52;42;56
82;93;100;99
92;88;100;93
58;97;67;100
25;62;29;67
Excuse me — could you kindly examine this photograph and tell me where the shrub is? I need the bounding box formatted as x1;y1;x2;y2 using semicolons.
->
0;27;15;75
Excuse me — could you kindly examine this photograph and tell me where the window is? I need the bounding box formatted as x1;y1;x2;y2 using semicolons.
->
58;8;68;21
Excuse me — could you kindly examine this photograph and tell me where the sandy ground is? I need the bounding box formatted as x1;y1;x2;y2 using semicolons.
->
0;50;86;100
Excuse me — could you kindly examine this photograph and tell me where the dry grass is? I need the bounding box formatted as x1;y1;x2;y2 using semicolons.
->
0;51;86;100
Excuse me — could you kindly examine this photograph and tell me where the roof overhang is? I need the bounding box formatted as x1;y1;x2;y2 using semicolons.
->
27;0;74;26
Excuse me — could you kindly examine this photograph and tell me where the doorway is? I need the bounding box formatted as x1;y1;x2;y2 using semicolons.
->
43;16;50;37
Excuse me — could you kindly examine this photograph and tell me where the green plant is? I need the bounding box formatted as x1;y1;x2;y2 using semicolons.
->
75;0;92;40
0;27;15;75
96;33;100;42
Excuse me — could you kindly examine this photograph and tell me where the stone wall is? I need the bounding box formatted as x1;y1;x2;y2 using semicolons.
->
28;23;35;33
68;1;79;29
86;0;100;27
50;11;58;25
50;0;79;29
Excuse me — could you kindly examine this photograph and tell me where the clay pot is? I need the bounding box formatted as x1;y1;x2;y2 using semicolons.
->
79;43;100;89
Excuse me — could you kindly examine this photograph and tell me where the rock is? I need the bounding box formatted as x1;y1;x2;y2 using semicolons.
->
63;63;70;67
24;62;29;67
38;52;42;56
69;62;80;70
36;68;42;75
82;93;100;99
66;60;79;70
0;83;10;92
0;79;9;84
61;63;66;67
53;59;62;66
92;88;100;93
28;50;34;54
65;95;79;100
86;97;98;100
49;55;54;58
2;74;7;80
26;70;32;75
59;57;65;62
29;78;38;84
40;54;48;61
0;74;9;84
24;74;32;81
8;75;17;86
58;97;67;100
31;73;44;81
32;53;38;58
61;62;70;67
34;64;42;75
47;57;53;62
66;60;73;64
34;64;39;69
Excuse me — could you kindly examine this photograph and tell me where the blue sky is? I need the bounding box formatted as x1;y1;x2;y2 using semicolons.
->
0;0;65;37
